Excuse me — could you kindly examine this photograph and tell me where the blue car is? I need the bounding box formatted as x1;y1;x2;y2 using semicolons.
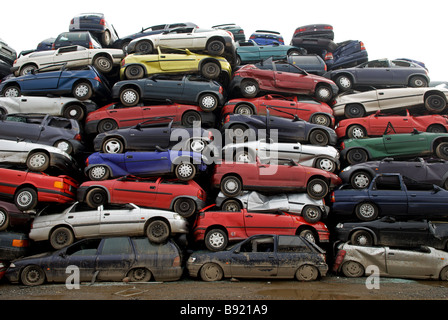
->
0;65;111;101
85;149;207;181
325;40;368;71
331;173;448;221
249;30;284;46
235;40;305;65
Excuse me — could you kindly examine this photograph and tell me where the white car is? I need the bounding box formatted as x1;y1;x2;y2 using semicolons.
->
0;96;96;121
29;202;189;250
222;139;340;172
11;45;125;76
332;86;448;118
0;138;78;172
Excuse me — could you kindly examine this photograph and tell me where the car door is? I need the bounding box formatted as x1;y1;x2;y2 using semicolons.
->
53;46;90;67
143;75;185;101
158;27;195;48
377;88;424;111
274;69;313;93
0;115;42;143
158;50;197;72
377;158;428;182
267;116;306;143
368;175;408;215
0;140;28;164
370;111;412;135
17;96;60;114
383;132;429;156
19;69;63;91
385;247;437;278
355;60;393;85
106;104;144;128
124;151;171;176
65;203;101;238
111;176;159;206
99;204;142;235
237;41;261;63
403;178;448;218
243;211;296;236
95;237;135;281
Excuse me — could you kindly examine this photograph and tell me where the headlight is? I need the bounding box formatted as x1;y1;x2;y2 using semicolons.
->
336;223;344;228
341;166;351;172
188;256;196;263
9;263;15;268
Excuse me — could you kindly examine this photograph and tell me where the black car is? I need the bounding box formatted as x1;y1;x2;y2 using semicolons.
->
326;40;368;71
53;31;102;50
5;237;183;286
112;74;225;110
69;13;118;47
0;113;83;155
292;24;334;40
334;216;448;251
187;234;328;282
0;200;33;232
221;110;337;146
339;157;448;189
0;232;30;261
93;119;213;154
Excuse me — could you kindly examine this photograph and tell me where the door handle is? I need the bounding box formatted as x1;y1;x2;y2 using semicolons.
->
104;213;110;216
403;118;408;121
388;252;394;256
150;186;155;189
293;146;299;149
143;108;151;110
21;99;27;102
385;137;391;140
245;215;253;218
126;155;133;159
109;110;117;113
379;92;384;95
68;216;74;219
410;194;416;197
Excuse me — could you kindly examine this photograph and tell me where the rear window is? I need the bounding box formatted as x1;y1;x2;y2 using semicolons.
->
58;33;88;42
132;238;178;255
277;235;311;253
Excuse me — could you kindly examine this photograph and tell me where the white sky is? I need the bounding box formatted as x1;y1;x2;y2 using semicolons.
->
2;0;446;81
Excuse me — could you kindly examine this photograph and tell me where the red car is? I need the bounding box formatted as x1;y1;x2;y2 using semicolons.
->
0;168;78;211
193;207;330;251
84;102;216;135
221;94;335;127
77;175;206;218
212;158;341;200
230;58;339;102
335;109;448;139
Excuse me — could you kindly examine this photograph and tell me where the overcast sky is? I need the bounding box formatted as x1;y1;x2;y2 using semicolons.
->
2;0;446;81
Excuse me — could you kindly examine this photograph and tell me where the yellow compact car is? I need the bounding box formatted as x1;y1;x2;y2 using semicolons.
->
120;47;232;83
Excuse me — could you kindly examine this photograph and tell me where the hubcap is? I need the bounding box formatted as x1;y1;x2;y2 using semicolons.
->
4;88;19;97
201;95;216;109
353;174;370;188
105;140;121;153
318;159;334;172
17;191;33;207
244;84;257;95
339;77;351;88
350;127;365;138
177;163;193;178
190;140;205;152
56;141;70;152
122;90;137;104
90;166;106;179
224;179;238;193
0;211;6;227
359;204;375;218
29;154;46;169
75;84;89;97
209;232;224;248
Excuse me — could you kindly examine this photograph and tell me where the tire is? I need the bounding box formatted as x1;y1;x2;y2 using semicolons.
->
201;61;220;79
88;165;110;181
98;119;118;133
314;84;332;102
128;268;152;282
311;114;331;127
287;49;303;56
14;187;38;211
221;199;242;212
341;261;365;278
408;75;428;88
298;229;317;243
125;65;145;80
346;148;368;164
439;266;448;281
2;85;21;97
72;82;93;100
234;104;254;115
306;178;329;199
344;104;365;118
205;229;228;251
54;140;73;155
102;137;124;153
20;64;38;76
85;188;108;208
26;152;50;172
63;104;85;121
181;111;201;127
206;40;225;56
309;129;329;146
350;230;374;246
198;93;218;112
295;265;319;281
240;79;259;98
120;88;140;106
301;205;322;223
355;202;378;221
0;208;10;231
315;158;336;172
102;30;112;46
21;265;46;286
93;55;113;73
199;263;224;282
350;171;371;189
427;124;446;133
436;142;448;160
173;198;196;218
229;124;249;142
146;219;170;243
50;226;75;249
335;75;353;91
220;175;242;197
425;94;447;113
174;162;196;181
347;125;367;139
135;40;153;54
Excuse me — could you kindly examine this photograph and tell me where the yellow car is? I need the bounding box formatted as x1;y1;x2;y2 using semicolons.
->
120;46;232;83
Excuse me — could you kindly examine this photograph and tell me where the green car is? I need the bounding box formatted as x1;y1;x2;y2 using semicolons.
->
235;40;305;65
340;130;448;164
120;47;232;84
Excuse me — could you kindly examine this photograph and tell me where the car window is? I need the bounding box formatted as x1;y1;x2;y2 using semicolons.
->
391;60;411;67
100;237;133;255
132;238;177;255
403;176;434;191
366;60;389;68
373;175;402;190
66;239;101;256
277;235;311;253
239;236;275;253
48;118;72;129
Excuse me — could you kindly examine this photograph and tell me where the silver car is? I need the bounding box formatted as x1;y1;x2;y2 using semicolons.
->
29;202;189;249
215;191;330;223
222;139;340;172
334;243;448;280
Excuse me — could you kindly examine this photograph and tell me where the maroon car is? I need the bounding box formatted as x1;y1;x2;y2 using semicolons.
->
0;200;33;231
230;57;338;102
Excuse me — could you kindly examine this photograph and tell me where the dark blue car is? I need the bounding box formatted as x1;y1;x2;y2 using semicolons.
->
0;65;111;101
331;173;448;221
85;149;207;181
249;30;285;45
325;40;368;71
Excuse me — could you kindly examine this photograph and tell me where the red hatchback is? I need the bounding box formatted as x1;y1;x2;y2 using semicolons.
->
0;168;78;211
221;94;335;127
335;109;448;139
77;176;207;218
84;102;216;135
212;158;341;200
230;58;338;102
193;207;330;251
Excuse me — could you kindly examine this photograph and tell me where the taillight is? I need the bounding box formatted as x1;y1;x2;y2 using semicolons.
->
330;191;335;202
85;158;89;167
324;26;333;30
219;86;223;94
172;256;180;267
332;250;347;272
360;41;366;50
238;30;244;34
12;239;29;247
208;130;214;141
226;31;234;40
197;189;206;201
94;76;102;83
100;19;106;26
13;59;17;65
324;52;333;61
224;115;230;123
340;141;345;149
74;134;81;141
249;35;255;39
89;42;94;49
70;19;74;25
52;43;55;50
121;60;125;67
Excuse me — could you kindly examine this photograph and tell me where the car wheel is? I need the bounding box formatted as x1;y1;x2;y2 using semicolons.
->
98;119;118;133
198;93;218;112
347;124;367;139
20;64;38;76
311;114;331;127
101;30;112;46
102;137;124;153
309;129;329;146
295;265;319;281
135;40;153;54
201;61;221;79
234;104;254;115
341;261;365;278
234;150;255;163
0;208;10;231
26;152;50;172
409;76;428;88
120;88;140;107
355;202;378;221
221;199;242;212
54;140;73;154
220;175;242;197
63;104;85;121
146;219;170;243
346;148;368;164
128;268;151;282
2;85;21;97
301;205;322;223
173;198;196;218
240;79;259;98
14;187;38;211
125;65;145;80
21;265;46;286
174;162;196;181
229;124;249;143
200;263;224;282
298;229;317;243
187;139;207;153
350;171;371;189
436;142;448;160
205;229;228;251
72;82;93;100
93;55;113;73
316;158;336;172
287;49;304;56
314;84;332;102
181;111;202;127
335;75;353;91
50;226;75;250
86;188;108;208
439;266;448;281
427;124;446;133
425;94;447;113
206;40;225;56
350;230;374;246
306;178;329;199
344;104;365;118
88;165;110;181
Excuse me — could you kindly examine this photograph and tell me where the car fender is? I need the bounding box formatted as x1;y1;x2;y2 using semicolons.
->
340;146;373;160
430;137;448;153
406;73;430;84
309;111;335;126
170;195;202;210
349;227;378;244
82;185;111;203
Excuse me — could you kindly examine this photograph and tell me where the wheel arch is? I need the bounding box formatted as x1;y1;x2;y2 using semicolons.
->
233;102;257;114
83;185;111;203
348;227;378;244
431;137;448;153
144;216;172;234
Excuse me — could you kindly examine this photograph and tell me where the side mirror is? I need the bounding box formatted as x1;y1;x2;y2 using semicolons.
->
289;159;298;166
